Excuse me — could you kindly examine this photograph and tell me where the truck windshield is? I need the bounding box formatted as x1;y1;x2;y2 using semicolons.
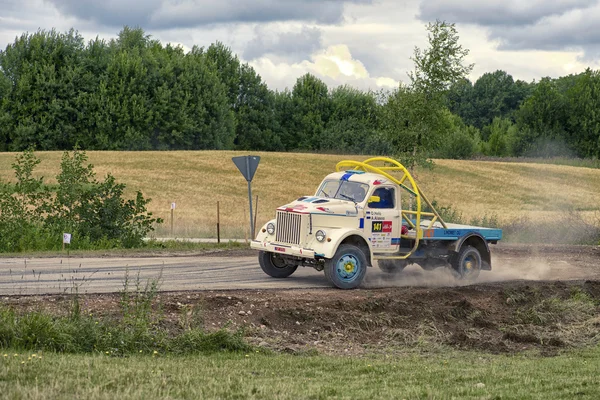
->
316;180;369;203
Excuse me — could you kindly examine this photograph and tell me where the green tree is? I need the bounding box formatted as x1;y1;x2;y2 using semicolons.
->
482;117;519;156
115;26;151;51
272;89;295;150
0;69;10;150
234;64;282;151
320;86;382;154
409;20;473;96
515;77;569;156
94;47;152;149
565;69;600;158
471;70;529;132
204;42;242;111
182;47;235;149
381;20;473;167
290;73;331;150
0;29;86;150
446;78;476;128
145;43;196;150
436;110;480;159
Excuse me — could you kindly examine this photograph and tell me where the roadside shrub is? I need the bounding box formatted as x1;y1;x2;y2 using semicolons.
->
0;149;162;252
425;200;465;224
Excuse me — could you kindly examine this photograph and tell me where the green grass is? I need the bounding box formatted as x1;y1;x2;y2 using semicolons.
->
1;347;599;399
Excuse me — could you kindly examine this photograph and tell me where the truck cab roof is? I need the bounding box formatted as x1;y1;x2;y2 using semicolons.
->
321;170;394;186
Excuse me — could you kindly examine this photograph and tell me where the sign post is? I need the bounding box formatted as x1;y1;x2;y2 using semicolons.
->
170;202;176;236
232;155;260;239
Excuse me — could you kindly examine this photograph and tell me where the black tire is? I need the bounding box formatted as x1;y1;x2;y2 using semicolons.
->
258;251;298;278
378;259;407;274
450;245;482;280
324;244;368;289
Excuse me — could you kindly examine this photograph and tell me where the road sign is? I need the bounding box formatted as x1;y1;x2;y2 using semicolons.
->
232;156;260;182
232;156;261;239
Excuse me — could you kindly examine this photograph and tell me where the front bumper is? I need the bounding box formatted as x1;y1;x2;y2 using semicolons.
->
250;240;316;258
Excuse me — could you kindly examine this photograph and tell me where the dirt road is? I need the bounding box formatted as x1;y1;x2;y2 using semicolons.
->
1;244;598;295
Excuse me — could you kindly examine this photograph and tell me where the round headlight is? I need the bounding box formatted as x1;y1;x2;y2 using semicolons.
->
266;223;275;235
316;230;326;242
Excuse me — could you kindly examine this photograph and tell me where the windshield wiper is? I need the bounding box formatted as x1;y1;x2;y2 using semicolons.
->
338;193;355;202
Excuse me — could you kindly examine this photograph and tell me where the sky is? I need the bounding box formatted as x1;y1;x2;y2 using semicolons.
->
1;0;600;91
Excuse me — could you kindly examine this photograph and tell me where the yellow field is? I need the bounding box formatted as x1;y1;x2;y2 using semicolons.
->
1;151;599;238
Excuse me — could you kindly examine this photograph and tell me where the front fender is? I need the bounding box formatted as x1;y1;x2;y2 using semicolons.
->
254;218;276;242
311;228;372;259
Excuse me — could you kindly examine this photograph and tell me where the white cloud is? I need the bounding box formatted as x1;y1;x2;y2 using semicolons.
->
250;44;399;90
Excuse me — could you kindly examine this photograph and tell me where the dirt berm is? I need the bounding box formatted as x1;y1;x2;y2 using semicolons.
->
5;279;600;356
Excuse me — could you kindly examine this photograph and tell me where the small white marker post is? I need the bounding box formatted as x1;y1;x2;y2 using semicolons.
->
63;233;72;255
171;202;176;236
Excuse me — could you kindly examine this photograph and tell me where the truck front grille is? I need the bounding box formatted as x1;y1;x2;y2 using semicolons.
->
276;211;302;245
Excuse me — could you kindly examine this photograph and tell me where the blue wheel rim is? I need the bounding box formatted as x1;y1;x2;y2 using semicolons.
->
335;253;361;282
463;254;477;276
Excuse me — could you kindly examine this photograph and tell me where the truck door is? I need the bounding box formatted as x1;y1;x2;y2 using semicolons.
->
365;186;400;252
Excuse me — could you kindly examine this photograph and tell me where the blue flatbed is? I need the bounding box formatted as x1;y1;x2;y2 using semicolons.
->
419;222;502;241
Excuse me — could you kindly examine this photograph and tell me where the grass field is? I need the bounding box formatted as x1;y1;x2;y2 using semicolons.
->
1;347;599;399
1;151;599;238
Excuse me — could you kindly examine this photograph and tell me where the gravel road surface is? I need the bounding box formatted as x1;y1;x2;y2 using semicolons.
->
1;244;598;295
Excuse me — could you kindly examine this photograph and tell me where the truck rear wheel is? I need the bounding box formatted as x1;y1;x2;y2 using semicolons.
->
450;246;481;280
324;244;367;289
378;259;407;274
259;251;298;278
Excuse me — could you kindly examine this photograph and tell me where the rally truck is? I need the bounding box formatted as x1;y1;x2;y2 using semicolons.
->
250;157;502;289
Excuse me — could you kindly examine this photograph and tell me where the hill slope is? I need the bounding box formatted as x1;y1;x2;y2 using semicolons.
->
0;151;598;238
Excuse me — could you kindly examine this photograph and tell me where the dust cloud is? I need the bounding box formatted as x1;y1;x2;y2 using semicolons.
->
364;248;589;289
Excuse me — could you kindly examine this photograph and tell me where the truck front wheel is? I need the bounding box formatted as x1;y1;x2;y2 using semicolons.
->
324;244;367;289
450;246;481;280
259;251;298;278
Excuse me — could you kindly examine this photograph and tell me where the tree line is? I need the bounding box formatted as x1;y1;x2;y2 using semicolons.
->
1;25;599;160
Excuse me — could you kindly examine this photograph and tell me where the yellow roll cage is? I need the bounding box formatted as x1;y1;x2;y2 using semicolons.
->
336;157;446;260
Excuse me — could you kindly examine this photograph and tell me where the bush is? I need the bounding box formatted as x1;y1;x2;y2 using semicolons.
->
0;149;162;252
435;111;480;160
425;200;465;224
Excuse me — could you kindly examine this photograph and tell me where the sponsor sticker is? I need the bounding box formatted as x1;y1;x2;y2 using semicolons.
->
370;232;392;248
372;221;393;233
383;221;393;233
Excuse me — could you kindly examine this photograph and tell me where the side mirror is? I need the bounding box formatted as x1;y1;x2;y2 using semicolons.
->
368;195;380;203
